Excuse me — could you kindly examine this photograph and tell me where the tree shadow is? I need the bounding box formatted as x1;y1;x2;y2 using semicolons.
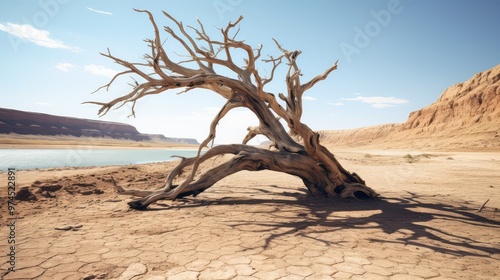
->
151;188;500;258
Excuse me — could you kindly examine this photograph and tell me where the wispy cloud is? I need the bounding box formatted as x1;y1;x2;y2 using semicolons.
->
55;63;76;72
36;102;53;106
0;22;81;52
87;7;112;15
327;101;345;106
84;64;119;78
342;96;409;108
303;96;317;101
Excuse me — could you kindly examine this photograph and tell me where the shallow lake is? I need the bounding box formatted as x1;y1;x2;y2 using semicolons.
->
0;148;200;170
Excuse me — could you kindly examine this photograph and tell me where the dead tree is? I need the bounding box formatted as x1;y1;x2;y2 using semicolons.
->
88;10;378;210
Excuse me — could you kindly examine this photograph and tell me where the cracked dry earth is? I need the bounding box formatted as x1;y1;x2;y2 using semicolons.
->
0;150;499;279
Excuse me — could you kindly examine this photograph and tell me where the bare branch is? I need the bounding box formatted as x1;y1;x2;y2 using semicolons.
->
242;126;262;144
262;55;283;86
191;18;216;69
254;44;263;60
302;60;338;92
135;9;204;77
163;96;244;199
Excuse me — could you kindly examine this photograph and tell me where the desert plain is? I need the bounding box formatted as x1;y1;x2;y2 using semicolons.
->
0;141;499;280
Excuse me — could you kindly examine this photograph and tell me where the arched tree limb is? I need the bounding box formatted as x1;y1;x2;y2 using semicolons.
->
89;10;378;210
111;145;377;210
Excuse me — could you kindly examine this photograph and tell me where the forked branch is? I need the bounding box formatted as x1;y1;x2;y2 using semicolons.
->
89;10;377;210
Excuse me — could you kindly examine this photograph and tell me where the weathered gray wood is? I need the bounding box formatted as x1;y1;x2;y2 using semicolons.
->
90;10;378;210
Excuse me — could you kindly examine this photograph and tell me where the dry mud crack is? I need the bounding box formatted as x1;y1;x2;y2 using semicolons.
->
1;151;499;279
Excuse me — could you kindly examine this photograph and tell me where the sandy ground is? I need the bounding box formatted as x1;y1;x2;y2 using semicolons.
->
0;147;499;279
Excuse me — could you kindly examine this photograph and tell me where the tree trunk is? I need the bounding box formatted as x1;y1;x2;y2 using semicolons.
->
114;145;376;210
89;10;378;210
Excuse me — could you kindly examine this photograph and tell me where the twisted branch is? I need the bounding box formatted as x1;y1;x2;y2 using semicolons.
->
88;10;377;209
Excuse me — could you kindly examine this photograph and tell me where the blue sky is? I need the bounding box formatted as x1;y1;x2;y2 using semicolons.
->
1;0;499;144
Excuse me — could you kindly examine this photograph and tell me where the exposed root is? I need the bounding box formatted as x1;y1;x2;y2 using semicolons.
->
336;183;379;199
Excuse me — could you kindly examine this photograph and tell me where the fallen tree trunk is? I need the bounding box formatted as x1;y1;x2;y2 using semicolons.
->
112;145;377;210
90;10;378;210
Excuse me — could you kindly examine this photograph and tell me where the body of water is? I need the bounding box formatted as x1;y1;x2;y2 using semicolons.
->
0;148;200;170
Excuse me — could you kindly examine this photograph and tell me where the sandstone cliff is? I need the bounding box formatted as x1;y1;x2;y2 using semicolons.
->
321;64;500;150
402;64;500;135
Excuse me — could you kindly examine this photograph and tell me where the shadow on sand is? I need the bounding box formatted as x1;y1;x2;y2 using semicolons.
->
151;189;499;258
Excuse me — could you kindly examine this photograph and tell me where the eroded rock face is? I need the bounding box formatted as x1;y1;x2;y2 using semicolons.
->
0;108;199;144
402;64;500;134
320;64;500;149
0;108;149;141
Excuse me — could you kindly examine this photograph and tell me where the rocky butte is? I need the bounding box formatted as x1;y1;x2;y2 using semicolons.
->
0;108;198;144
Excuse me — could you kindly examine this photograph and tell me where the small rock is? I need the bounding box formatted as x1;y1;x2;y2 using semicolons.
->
55;226;72;231
41;192;57;198
15;187;37;201
83;273;107;280
94;189;104;194
38;185;62;193
72;182;96;187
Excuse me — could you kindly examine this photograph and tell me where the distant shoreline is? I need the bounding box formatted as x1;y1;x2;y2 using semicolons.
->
0;144;200;150
0;134;200;150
